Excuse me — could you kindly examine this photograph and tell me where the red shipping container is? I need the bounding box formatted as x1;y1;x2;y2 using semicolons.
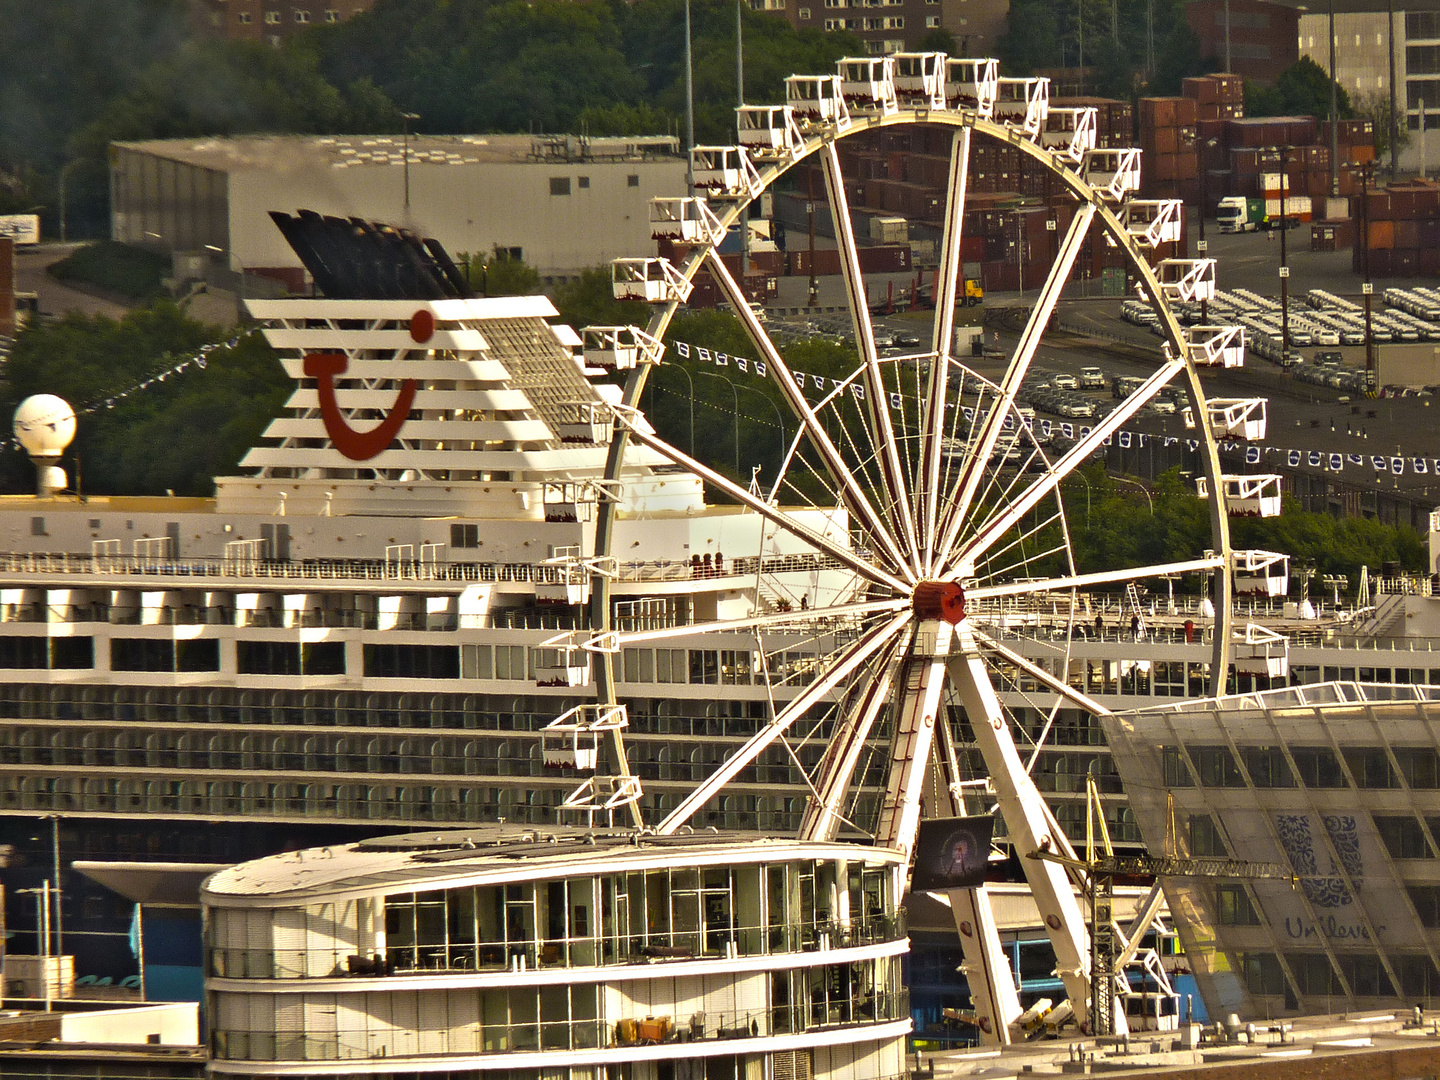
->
1397;219;1421;248
1368;219;1395;249
1183;77;1220;104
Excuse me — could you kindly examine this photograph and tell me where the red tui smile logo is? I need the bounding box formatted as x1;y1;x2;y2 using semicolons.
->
303;351;418;461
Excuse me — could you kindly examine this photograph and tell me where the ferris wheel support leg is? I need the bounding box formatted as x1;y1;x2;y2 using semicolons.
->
935;202;1096;561
819;141;919;566
875;621;953;861
920;125;974;572
948;625;1118;1035
800;625;912;842
701;248;913;577
949;885;1021;1046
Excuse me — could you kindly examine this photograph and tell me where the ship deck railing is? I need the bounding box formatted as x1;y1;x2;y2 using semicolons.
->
211;913;906;984
210;991;909;1062
0;551;848;586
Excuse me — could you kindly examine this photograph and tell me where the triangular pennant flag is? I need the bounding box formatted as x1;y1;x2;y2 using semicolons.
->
1414;458;1429;474
714;352;728;366
1041;420;1053;437
755;361;767;377
890;392;903;408
1348;454;1364;465
1287;450;1301;466
1002;415;1015;430
1119;431;1132;448
963;407;975;423
736;358;748;373
1433;458;1440;474
813;375;826;389
1373;455;1387;469
697;347;711;363
1246;446;1260;464
1138;433;1148;447
831;379;842;390
1166;436;1178;447
1186;440;1198;451
1330;454;1343;470
1104;433;1113;446
1080;427;1092;438
850;384;864;400
794;371;806;387
1307;451;1321;467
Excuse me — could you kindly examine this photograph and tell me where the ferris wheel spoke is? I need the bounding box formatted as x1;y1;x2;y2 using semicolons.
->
968;626;1110;719
655;609;914;835
968;555;1226;603
934;202;1097;564
700;249;913;577
819;143;920;568
920;129;974;572
618;417;910;593
610;598;909;647
799;624;913;842
951;356;1186;572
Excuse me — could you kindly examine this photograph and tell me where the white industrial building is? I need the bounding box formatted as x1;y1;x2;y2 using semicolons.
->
110;133;687;282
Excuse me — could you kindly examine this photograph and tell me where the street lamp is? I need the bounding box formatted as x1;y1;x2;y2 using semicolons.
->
1278;144;1291;355
1360;159;1377;395
57;159;84;244
654;363;695;455
697;369;741;476
1198;137;1219;321
737;383;787;482
401;112;421;214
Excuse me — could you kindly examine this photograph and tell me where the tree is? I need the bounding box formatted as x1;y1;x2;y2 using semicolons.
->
1354;89;1410;160
1;301;290;496
456;248;542;297
549;267;650;330
1245;57;1352;120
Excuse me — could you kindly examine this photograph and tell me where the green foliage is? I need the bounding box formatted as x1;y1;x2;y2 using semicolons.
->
549;267;651;331
456;248;542;297
916;28;957;54
1059;466;1425;592
46;241;169;301
1244;57;1352;120
1354;89;1409;160
2;301;290;496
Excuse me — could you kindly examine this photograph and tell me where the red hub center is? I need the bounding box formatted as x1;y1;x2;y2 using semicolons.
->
912;581;965;624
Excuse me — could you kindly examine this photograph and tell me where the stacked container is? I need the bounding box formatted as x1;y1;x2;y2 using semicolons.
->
1183;74;1244;122
1352;181;1440;276
1138;96;1199;201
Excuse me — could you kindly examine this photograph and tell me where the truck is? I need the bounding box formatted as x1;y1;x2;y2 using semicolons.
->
963;277;984;305
1215;195;1313;233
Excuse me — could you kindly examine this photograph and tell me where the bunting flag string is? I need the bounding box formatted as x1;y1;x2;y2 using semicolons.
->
79;333;252;416
659;338;1440;479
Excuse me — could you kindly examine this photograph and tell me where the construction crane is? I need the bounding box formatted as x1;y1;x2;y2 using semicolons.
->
1029;782;1298;1036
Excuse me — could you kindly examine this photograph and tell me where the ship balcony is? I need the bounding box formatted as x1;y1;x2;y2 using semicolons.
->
944;57;998;117
783;74;851;129
209;990;910;1063
837;56;898;115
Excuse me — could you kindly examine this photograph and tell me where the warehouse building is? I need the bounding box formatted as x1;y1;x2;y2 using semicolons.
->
110;134;687;284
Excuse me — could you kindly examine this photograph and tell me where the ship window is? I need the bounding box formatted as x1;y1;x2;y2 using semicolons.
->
302;642;345;675
550;177;571;196
655;648;685;683
462;643;492;678
451;523;479;548
1191;745;1245;787
689;650;719;685
1344;748;1398;788
30;517;45;536
364;644;460;679
1216;884;1262;925
1188;814;1226;856
177;639;220;672
1291;747;1347;788
1240;746;1294;788
1374;814;1434;859
1239;952;1286;996
237;641;301;675
1408;885;1440;928
111;639;175;672
623;648;654;682
628;174;639;187
1397;954;1440;997
493;645;526;679
1395;747;1440;788
49;637;94;669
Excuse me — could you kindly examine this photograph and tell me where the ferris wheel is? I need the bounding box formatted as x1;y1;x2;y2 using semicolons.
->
583;54;1278;1037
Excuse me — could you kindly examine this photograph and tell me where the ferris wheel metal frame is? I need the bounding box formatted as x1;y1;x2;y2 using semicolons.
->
574;55;1277;1041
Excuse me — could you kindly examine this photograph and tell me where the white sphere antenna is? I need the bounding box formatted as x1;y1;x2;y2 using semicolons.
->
13;395;76;497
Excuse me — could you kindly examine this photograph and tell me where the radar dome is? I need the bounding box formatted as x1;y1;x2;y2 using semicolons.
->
13;395;76;458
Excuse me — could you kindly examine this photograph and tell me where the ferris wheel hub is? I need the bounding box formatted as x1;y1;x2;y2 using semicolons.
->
912;580;966;624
